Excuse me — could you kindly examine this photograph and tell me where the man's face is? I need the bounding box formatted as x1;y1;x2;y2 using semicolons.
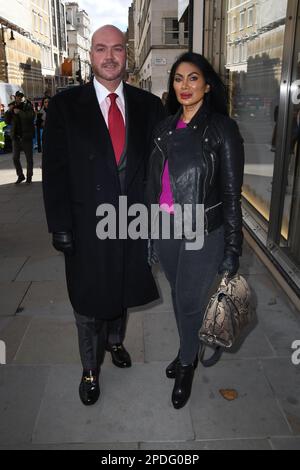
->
15;95;23;105
90;27;126;86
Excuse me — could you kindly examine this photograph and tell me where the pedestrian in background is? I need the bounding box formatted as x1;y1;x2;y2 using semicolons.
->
4;91;35;184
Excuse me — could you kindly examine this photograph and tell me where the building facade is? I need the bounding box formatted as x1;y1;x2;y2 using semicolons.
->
179;0;300;306
66;2;91;84
0;0;70;99
133;0;188;98
50;0;68;92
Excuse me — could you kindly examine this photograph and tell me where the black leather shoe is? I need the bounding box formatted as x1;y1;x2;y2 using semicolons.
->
106;343;132;368
172;363;195;409
166;351;198;379
15;175;25;184
26;177;32;185
79;369;100;406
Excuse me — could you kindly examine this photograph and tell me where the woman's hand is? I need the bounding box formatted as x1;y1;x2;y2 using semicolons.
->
218;253;239;278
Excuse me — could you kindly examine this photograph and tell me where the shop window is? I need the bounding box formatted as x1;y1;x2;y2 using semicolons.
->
224;0;289;224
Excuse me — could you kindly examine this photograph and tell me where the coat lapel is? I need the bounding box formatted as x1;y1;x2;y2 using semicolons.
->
79;82;120;186
123;83;147;190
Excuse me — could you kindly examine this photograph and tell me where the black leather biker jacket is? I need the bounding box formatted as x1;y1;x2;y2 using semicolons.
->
146;104;245;257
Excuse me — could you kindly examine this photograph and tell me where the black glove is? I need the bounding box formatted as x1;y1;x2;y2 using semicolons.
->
218;252;239;278
52;231;74;255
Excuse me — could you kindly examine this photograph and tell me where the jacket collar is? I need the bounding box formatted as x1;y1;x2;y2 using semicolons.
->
169;101;211;130
156;102;211;142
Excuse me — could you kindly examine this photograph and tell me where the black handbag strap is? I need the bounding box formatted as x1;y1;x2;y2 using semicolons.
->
199;343;224;367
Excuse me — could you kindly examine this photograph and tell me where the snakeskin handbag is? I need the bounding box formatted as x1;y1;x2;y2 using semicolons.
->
199;273;254;350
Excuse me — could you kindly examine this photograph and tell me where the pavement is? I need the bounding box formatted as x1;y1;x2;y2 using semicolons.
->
0;152;300;450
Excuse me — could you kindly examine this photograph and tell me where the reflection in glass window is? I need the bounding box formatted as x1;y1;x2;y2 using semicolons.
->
225;0;288;223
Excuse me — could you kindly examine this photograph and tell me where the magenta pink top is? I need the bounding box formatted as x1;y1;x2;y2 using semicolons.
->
159;119;187;213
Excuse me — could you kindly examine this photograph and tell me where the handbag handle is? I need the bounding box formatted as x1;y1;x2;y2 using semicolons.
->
199;343;224;367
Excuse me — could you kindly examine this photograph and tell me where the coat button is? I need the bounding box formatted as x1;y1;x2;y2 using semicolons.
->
96;185;101;191
205;138;209;142
157;137;161;141
193;125;198;129
168;131;172;135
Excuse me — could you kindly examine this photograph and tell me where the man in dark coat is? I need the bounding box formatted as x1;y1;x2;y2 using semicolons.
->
42;25;165;406
4;91;35;184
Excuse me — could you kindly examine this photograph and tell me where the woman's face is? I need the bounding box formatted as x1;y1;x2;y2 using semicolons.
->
44;99;49;108
173;62;210;107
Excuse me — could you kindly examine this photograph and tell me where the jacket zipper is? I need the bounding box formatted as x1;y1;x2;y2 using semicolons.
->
209;153;215;185
154;138;167;203
202;125;210;234
205;202;222;213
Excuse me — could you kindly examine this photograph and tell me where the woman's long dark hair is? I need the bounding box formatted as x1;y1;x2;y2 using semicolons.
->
166;52;228;116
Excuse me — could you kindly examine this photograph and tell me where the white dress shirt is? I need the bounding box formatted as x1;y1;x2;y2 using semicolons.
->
93;77;126;127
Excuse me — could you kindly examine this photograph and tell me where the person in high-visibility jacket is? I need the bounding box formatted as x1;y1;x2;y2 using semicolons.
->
0;120;6;149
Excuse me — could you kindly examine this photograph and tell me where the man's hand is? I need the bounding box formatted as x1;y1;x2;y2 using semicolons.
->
52;232;74;255
13;108;20;114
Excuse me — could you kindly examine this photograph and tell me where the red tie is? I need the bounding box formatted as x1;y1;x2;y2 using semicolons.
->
108;93;125;165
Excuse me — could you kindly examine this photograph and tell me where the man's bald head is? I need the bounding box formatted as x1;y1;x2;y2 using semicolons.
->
90;25;127;91
91;25;126;48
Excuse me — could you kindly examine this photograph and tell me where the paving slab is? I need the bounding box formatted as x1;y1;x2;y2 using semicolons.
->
258;309;300;357
0;365;50;445
13;316;81;365
247;273;295;314
0;256;28;282
32;363;194;444
0;222;53;257
0;317;12;333
16;255;65;282
221;324;276;361
270;437;300;450
20;208;48;224
0;281;30;316
0;443;139;450
18;280;72;317
0;316;32;363
239;243;268;275
143;311;179;362
0;208;26;224
140;438;272;450
262;358;300;435
190;359;291;440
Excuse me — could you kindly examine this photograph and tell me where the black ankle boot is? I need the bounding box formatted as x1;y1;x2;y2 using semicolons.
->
166;352;198;379
172;363;195;409
79;369;100;406
166;351;180;379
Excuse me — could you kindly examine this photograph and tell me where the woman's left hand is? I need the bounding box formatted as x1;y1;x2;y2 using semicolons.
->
218;253;239;277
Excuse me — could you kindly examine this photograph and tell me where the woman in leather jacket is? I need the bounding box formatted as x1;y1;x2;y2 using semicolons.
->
146;52;244;409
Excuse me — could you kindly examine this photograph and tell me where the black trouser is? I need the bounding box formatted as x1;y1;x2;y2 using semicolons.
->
154;225;224;365
12;137;33;178
74;309;128;371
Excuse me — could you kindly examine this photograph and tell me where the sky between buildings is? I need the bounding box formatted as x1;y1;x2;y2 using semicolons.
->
78;0;132;33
